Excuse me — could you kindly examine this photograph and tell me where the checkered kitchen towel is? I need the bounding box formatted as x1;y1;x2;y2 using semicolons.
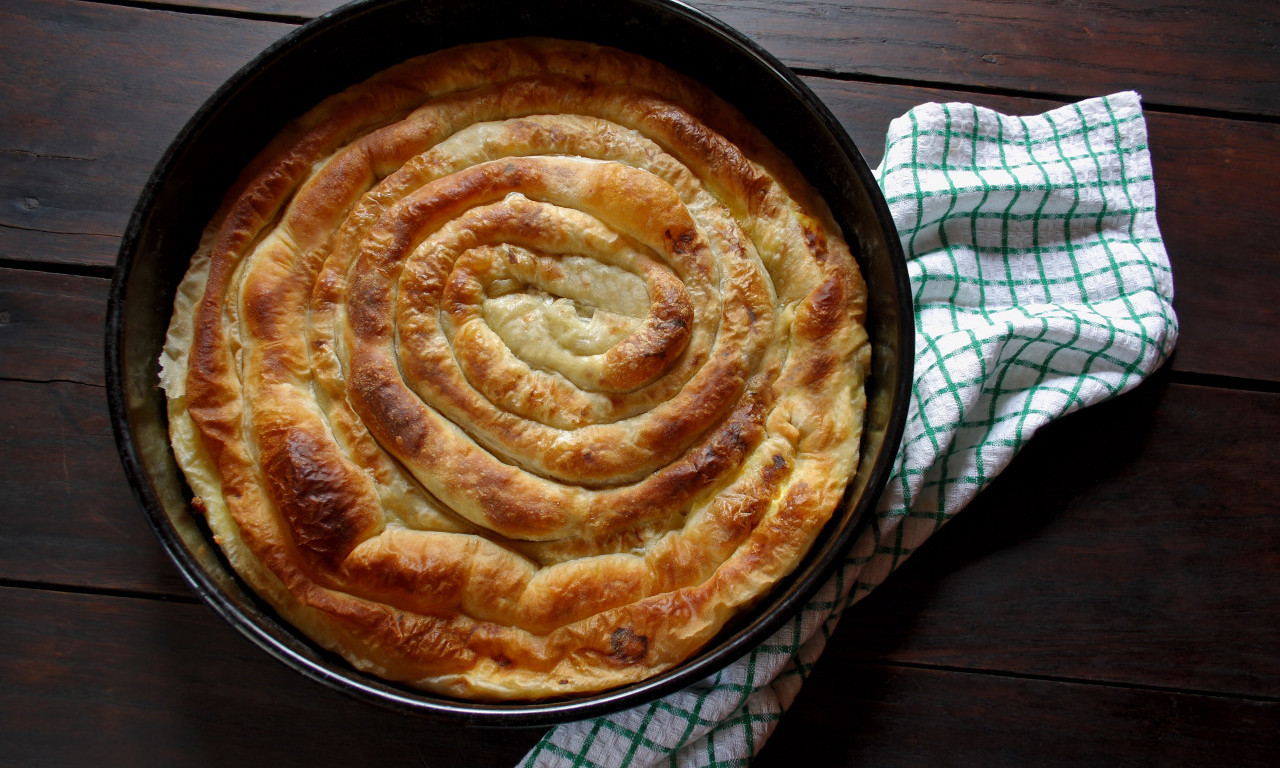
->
520;91;1178;767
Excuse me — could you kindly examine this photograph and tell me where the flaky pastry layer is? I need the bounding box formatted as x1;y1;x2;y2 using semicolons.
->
160;38;869;700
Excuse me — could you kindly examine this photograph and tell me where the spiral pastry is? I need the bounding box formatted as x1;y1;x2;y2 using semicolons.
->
160;38;870;699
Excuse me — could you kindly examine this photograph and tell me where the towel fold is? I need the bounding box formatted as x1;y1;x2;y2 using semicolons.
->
520;91;1178;768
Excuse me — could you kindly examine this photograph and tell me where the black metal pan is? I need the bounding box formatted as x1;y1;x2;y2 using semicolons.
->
105;0;913;725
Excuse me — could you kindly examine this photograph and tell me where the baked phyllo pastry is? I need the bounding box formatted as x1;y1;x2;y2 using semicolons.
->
159;37;869;700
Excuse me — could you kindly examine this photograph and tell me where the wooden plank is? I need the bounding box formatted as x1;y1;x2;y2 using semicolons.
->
0;0;292;269
1144;113;1280;381
695;0;1280;117
0;267;108;386
0;379;190;595
0;586;546;766
808;77;1280;383
142;0;1280;117
757;660;1279;768
820;373;1280;699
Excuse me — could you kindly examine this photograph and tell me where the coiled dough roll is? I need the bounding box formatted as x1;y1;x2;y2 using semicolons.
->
159;38;870;700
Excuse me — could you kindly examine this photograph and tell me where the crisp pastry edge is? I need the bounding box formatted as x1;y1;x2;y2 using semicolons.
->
158;37;871;701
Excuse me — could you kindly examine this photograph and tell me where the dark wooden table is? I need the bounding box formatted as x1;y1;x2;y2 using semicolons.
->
2;1;1277;765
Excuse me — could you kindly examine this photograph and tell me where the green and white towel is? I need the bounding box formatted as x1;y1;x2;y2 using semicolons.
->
519;90;1178;768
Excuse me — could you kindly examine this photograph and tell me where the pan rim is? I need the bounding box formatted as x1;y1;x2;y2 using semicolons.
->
105;0;914;725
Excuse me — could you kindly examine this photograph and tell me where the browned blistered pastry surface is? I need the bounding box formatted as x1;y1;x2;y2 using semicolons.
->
160;37;869;700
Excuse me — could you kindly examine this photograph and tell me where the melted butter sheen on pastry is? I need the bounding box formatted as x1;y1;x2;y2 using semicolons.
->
159;38;870;700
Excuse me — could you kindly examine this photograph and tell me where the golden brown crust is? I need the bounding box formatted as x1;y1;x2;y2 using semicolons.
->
160;37;869;700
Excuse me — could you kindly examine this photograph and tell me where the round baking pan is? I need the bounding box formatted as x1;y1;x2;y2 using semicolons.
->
106;0;913;725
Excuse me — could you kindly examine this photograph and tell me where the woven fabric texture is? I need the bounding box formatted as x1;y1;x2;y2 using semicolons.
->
519;91;1178;768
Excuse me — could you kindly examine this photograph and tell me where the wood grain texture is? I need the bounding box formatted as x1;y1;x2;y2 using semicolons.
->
108;0;1280;117
0;380;190;595
0;586;545;767
0;267;108;386
695;0;1280;117
0;0;291;268
757;660;1280;768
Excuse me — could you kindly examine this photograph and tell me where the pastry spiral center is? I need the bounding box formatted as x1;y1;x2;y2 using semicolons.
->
161;38;869;701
